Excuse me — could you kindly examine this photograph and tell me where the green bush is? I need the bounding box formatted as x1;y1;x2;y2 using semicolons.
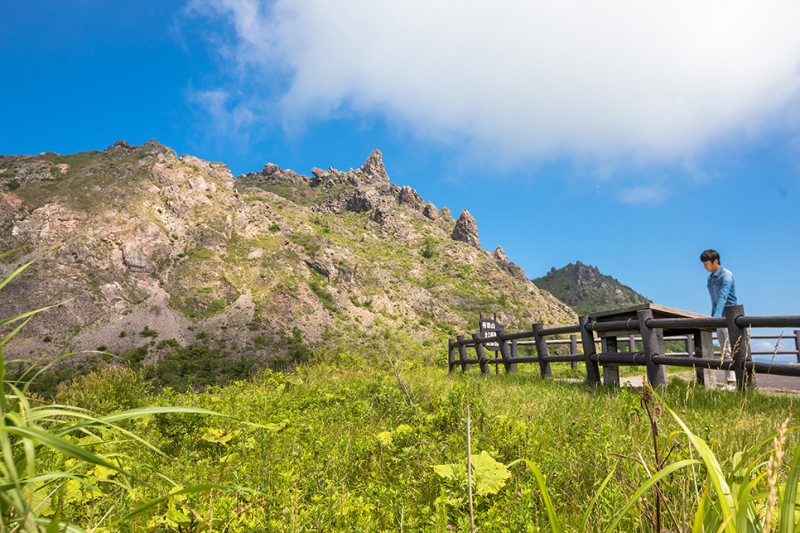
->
55;365;150;413
140;325;158;337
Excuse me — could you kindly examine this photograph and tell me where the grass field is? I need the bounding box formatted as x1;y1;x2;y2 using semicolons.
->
3;354;792;532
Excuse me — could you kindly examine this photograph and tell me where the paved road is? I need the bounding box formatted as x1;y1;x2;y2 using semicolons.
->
621;371;800;393
754;373;800;392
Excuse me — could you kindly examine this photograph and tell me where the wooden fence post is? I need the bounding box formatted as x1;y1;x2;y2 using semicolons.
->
795;330;800;364
692;331;714;387
457;335;469;372
579;316;601;384
628;335;636;353
570;334;578;370
448;339;457;373
497;326;517;373
473;333;490;374
602;336;620;387
533;323;552;378
724;305;753;389
638;308;667;387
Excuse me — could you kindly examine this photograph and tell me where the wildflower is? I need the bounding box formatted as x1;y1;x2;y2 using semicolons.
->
515;491;521;497
421;438;429;445
593;426;599;431
571;417;578;425
446;525;453;530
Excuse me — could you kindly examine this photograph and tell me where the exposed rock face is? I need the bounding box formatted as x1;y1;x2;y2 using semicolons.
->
346;190;380;213
451;210;481;249
492;247;528;282
240;163;307;186
396;186;422;209
422;202;438;220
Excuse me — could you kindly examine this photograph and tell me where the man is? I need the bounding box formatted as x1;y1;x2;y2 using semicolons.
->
700;249;737;389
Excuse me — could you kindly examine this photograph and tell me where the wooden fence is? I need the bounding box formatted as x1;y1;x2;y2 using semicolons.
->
447;304;800;390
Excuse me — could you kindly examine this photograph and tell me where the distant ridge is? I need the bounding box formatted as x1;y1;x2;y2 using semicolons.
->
532;261;649;315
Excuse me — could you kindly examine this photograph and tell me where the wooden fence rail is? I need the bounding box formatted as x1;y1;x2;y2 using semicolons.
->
448;304;800;390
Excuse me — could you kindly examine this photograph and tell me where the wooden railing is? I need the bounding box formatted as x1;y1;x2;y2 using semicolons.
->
448;305;800;390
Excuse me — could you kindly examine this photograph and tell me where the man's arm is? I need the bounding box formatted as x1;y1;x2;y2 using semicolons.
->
712;271;734;318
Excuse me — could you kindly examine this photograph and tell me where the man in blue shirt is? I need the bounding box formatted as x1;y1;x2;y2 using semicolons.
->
700;249;737;389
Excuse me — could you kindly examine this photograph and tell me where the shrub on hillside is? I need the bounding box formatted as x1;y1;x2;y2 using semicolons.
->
55;365;150;413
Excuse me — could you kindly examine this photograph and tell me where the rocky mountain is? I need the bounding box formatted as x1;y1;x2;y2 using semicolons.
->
0;140;575;381
532;261;649;316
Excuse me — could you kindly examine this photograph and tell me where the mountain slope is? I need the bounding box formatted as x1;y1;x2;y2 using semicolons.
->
532;261;649;315
0;141;575;376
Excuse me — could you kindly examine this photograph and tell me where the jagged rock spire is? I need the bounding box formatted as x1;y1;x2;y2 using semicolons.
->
359;149;390;187
492;246;528;281
451;209;481;249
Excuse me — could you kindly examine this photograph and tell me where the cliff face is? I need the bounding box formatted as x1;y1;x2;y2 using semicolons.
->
0;141;575;368
532;261;649;316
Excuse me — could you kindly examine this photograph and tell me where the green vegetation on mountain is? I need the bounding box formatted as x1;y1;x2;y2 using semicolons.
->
533;260;650;316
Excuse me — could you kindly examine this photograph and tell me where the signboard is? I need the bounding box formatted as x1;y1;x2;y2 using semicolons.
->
479;317;502;352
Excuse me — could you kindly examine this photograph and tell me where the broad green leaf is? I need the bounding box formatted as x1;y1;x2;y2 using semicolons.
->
201;427;235;445
472;450;512;496
434;451;512;496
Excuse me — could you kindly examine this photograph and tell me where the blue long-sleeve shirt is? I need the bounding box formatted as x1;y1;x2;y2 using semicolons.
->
707;266;737;318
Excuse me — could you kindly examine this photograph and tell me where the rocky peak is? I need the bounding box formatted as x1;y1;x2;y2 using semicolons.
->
422;202;438;220
532;261;650;315
451;209;481;249
395;185;422;209
358;149;390;188
241;162;308;187
492;246;509;265
492;246;528;281
106;140;135;155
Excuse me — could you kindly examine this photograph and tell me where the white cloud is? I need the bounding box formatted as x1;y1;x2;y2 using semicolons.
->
188;88;259;142
186;0;800;164
617;184;668;205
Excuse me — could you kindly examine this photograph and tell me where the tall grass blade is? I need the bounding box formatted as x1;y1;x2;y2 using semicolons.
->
122;483;226;521
778;444;800;532
580;460;618;532
604;458;699;533
734;473;764;531
666;405;736;532
0;258;36;292
0;317;33;348
2;425;123;474
509;458;563;533
692;481;714;533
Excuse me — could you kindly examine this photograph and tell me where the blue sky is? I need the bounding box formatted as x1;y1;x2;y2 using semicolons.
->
2;1;799;346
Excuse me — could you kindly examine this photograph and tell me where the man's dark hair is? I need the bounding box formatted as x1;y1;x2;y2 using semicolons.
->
700;249;720;263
